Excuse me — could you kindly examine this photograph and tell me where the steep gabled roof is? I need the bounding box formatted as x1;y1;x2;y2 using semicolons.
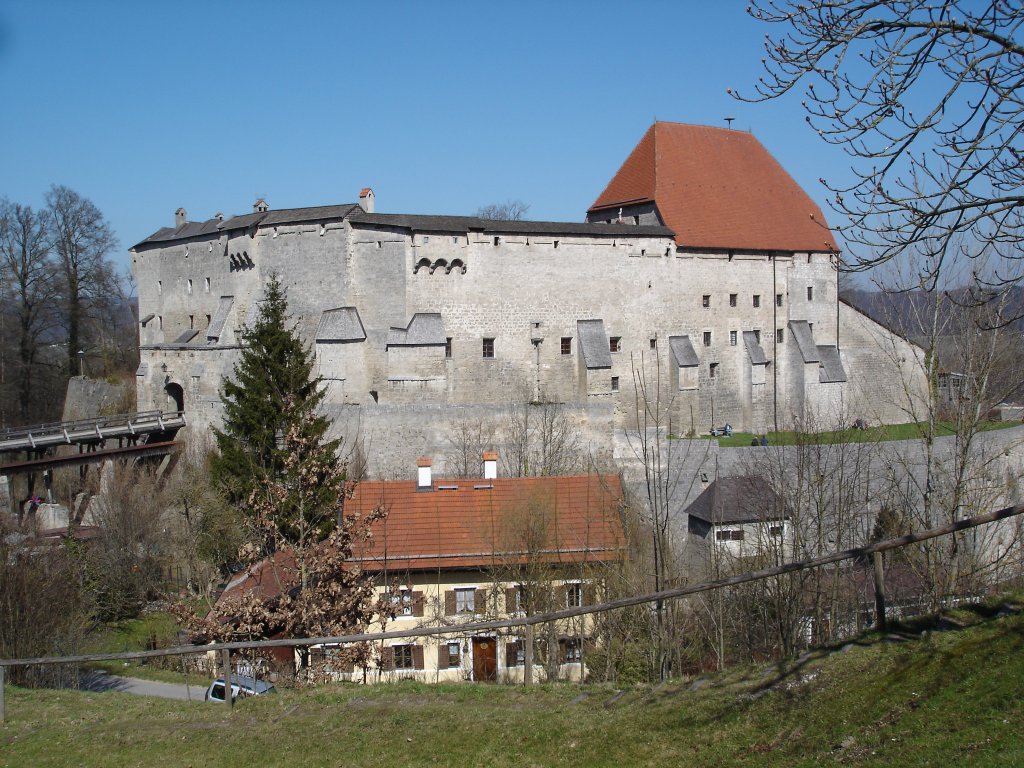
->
686;476;790;525
589;122;837;253
349;474;625;572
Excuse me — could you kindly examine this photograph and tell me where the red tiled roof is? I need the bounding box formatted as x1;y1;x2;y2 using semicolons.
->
349;474;626;572
589;122;837;253
219;549;298;603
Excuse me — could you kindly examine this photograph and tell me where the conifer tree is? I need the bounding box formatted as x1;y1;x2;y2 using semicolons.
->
212;274;341;548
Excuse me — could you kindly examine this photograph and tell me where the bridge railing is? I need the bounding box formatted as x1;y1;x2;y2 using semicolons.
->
0;410;186;450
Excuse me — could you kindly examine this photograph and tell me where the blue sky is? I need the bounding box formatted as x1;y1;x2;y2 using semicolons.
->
0;1;848;271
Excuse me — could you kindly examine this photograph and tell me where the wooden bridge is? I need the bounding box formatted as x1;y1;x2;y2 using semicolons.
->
0;410;186;480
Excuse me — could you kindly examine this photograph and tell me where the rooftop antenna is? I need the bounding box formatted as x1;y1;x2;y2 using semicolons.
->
724;116;735;128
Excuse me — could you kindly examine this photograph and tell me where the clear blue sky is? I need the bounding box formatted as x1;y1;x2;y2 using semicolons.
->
0;1;849;272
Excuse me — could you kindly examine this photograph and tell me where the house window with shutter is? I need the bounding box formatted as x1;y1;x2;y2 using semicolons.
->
438;641;462;669
505;638;526;667
387;644;421;670
455;588;475;613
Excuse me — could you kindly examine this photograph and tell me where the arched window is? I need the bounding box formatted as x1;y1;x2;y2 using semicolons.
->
414;257;431;274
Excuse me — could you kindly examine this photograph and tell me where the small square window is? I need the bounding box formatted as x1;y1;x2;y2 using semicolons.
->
446;641;461;667
730;330;737;346
650;338;657;350
753;294;761;308
729;293;737;307
566;583;583;608
422;236;430;244
703;331;712;347
390;589;414;616
561;337;572;355
702;294;711;308
776;293;783;307
807;285;814;301
609;337;621;353
482;338;494;358
611;376;619;392
776;328;784;344
445;337;452;359
710;362;719;378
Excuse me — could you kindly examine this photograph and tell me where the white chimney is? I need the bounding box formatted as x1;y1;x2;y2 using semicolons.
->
417;457;433;490
359;187;375;213
482;451;497;480
175;208;187;227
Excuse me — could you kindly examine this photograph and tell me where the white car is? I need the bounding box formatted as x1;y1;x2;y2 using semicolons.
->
204;674;275;702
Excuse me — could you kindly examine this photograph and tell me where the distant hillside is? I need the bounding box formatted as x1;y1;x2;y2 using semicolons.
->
4;595;1023;766
844;286;1024;337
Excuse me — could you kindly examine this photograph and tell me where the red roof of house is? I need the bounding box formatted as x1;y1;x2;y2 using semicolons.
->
589;122;837;253
349;474;626;572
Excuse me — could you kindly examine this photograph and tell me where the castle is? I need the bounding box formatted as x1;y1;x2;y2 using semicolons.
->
131;122;926;477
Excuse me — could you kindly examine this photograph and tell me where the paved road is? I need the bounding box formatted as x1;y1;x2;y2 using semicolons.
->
79;670;208;701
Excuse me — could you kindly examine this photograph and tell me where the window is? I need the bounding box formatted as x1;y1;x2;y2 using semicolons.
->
393;644;415;670
566;583;583;608
422;236;430;244
205;277;211;293
703;331;712;347
611;376;619;391
753;294;761;308
391;590;413;616
769;526;784;537
729;330;737;346
776;328;784;344
445;337;452;359
650;338;657;350
158;316;163;330
482;338;495;358
807;285;814;301
710;362;719;378
716;529;745;541
157;280;162;295
609;337;621;353
561;337;572;355
729;293;737;307
702;294;711;308
493;236;500;246
560;638;582;663
187;279;193;295
205;314;211;327
776;293;783;307
189;315;194;330
455;588;475;614
445;641;461;667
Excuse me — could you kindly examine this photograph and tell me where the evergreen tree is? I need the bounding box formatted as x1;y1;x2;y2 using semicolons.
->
212;274;341;548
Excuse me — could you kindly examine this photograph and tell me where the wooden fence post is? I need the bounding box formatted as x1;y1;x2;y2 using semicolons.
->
872;551;887;633
221;648;232;709
524;624;534;686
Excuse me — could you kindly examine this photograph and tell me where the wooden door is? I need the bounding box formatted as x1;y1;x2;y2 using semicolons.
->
472;637;497;682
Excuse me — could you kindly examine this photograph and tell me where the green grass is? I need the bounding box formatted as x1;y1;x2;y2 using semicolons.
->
82;612;205;684
696;419;1021;448
4;598;1024;766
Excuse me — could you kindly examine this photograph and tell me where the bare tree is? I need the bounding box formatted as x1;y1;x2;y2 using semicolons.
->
736;2;1024;292
475;200;531;221
45;185;119;374
444;416;498;477
0;199;60;422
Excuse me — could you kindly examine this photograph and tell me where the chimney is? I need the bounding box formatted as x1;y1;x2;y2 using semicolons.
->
215;212;224;222
359;187;375;214
175;208;187;228
253;198;269;213
482;451;497;480
416;457;433;491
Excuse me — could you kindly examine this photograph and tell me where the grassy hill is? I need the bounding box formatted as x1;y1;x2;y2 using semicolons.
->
3;597;1023;767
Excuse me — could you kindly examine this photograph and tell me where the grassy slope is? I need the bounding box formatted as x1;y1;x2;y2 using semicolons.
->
698;419;1019;448
3;601;1023;767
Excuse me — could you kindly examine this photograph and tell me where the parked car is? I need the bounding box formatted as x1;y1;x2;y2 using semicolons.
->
204;674;275;702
